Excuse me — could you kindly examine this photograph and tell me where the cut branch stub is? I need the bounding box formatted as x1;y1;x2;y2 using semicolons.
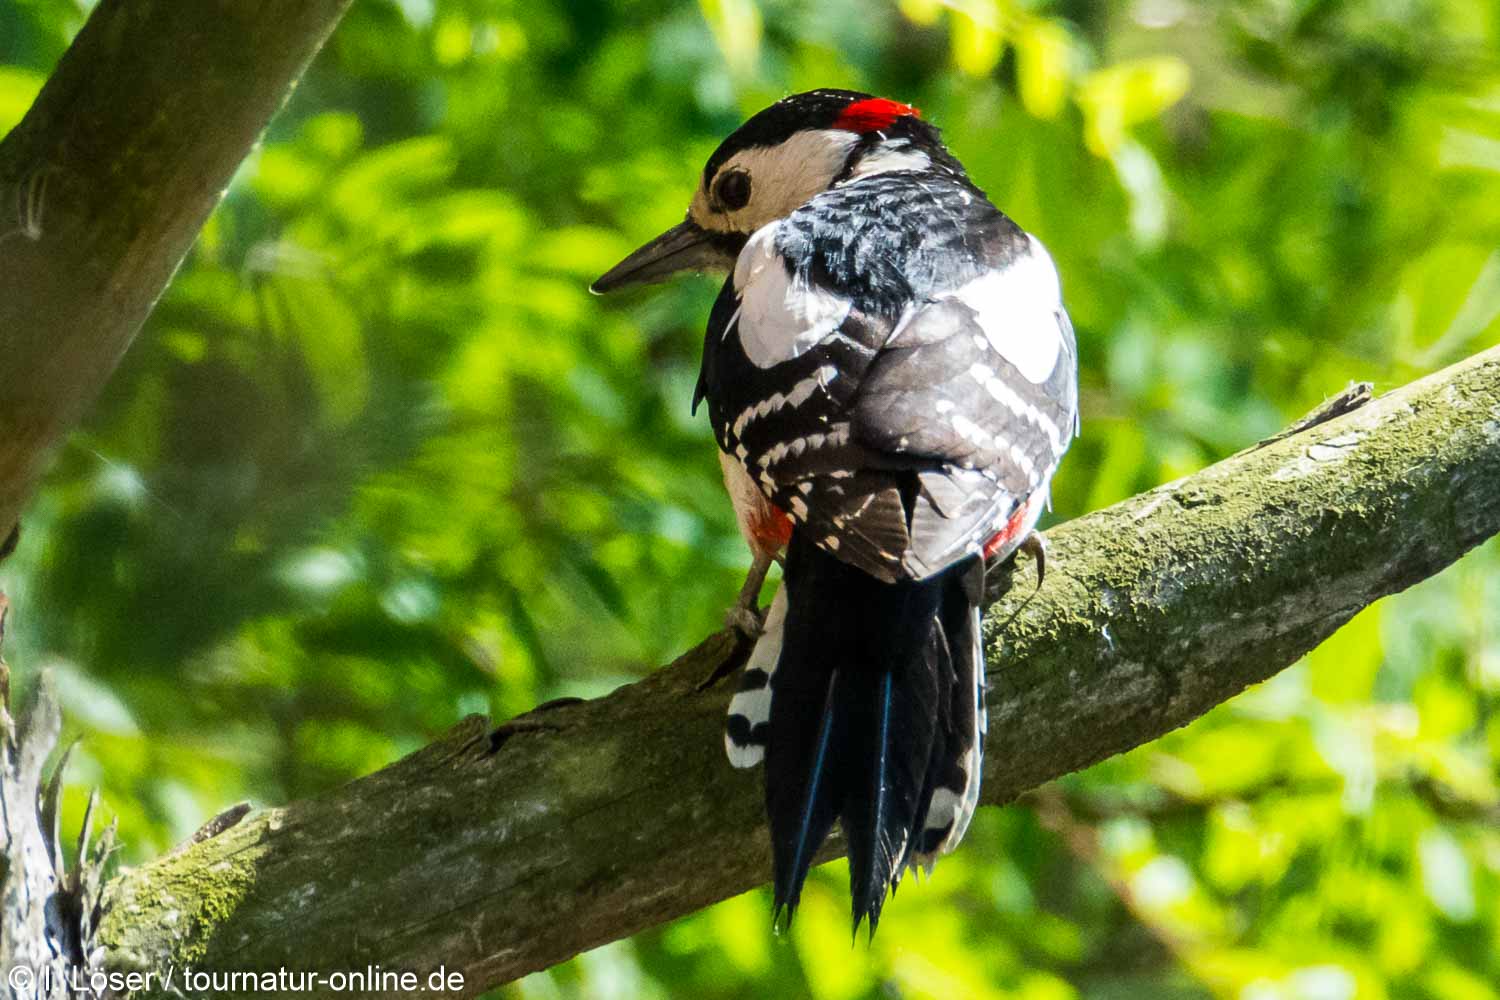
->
2;662;113;998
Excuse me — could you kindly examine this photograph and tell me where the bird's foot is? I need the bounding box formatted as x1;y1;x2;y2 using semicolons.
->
725;601;765;638
723;548;774;637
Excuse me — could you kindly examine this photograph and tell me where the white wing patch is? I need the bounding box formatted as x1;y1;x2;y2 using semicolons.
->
733;226;852;369
947;235;1064;384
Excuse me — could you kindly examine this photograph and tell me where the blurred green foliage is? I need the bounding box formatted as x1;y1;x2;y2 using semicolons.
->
3;0;1500;997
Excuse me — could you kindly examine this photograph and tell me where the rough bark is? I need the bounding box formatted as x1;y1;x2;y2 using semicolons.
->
88;347;1500;997
0;0;354;546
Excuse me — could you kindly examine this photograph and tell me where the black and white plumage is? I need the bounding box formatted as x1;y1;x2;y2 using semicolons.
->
594;89;1078;933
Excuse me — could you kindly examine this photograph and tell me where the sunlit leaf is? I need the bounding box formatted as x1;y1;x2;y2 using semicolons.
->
261;273;370;424
898;0;945;28
1307;604;1383;704
699;0;762;77
1077;56;1191;156
950;6;1004;78
1017;19;1071;119
0;66;42;133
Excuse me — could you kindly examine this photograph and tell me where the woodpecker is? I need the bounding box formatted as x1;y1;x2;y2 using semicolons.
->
593;89;1078;933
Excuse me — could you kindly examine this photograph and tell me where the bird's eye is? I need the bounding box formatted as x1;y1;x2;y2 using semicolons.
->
715;170;752;210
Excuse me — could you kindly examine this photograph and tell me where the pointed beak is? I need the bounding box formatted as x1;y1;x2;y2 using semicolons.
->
591;219;727;294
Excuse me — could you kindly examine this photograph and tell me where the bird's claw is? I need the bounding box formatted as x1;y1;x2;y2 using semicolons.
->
725;603;766;638
1018;531;1047;590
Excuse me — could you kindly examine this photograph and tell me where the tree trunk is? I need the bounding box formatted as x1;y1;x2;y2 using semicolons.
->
0;0;351;993
0;0;354;546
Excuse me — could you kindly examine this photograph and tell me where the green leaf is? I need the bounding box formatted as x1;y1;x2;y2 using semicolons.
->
1078;56;1191;156
1017;20;1072;119
0;66;42;133
699;0;762;77
262;273;370;424
950;6;1004;78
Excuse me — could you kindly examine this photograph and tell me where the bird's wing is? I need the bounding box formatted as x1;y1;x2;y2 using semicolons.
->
848;235;1077;576
699;183;1077;583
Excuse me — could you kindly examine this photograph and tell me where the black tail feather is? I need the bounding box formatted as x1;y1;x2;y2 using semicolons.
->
897;625;954;886
900;560;985;874
767;532;981;933
841;580;942;935
767;662;845;929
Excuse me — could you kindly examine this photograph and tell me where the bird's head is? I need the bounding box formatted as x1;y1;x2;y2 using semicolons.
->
592;89;955;293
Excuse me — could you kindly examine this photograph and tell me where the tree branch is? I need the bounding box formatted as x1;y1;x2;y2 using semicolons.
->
0;0;354;545
93;347;1500;995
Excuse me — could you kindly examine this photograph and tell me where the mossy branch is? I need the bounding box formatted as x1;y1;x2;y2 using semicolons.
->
91;347;1500;996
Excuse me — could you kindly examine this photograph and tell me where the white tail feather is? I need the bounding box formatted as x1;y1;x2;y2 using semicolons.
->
724;586;788;768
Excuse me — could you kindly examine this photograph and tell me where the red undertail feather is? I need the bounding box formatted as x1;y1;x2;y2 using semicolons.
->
982;492;1042;561
752;504;794;556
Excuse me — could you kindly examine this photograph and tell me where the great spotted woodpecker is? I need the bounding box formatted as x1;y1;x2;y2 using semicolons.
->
593;90;1078;933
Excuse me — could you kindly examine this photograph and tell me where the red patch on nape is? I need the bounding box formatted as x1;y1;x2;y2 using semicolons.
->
833;97;920;134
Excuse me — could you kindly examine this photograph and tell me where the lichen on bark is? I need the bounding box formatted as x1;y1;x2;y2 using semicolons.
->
86;347;1500;997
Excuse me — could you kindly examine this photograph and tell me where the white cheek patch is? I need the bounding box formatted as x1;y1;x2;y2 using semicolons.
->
694;129;860;235
948;235;1064;384
734;226;852;369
